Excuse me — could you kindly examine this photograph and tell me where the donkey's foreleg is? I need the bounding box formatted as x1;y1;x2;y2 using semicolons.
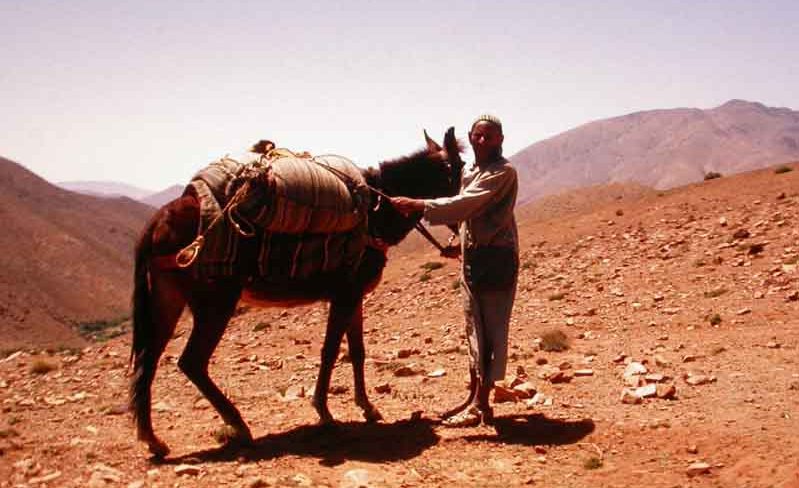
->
181;287;253;447
345;302;383;422
311;298;353;425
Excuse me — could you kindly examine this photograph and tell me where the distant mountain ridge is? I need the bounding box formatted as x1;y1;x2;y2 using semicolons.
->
58;180;184;207
510;99;799;203
0;157;154;349
57;180;155;200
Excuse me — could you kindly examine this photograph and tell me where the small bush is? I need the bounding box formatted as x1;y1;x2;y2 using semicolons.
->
775;165;793;174
451;279;461;290
419;272;432;282
583;456;603;470
548;292;566;301
704;171;723;181
540;329;570;352
708;313;722;326
253;322;270;332
29;359;56;375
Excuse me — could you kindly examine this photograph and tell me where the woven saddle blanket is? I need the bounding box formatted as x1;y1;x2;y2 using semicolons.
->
185;149;370;280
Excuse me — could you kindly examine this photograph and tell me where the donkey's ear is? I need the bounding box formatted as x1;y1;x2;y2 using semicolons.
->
444;126;464;171
424;129;442;152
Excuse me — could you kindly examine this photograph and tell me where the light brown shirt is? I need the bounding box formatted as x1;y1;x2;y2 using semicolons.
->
423;157;518;250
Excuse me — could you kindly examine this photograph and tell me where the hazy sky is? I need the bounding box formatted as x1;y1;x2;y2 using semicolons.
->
2;0;798;191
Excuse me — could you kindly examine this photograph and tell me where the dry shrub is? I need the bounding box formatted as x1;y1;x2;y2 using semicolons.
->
540;329;570;352
29;359;56;375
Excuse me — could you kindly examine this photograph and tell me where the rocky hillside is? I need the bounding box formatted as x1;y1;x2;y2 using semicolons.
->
510;99;799;203
1;162;796;487
0;157;154;350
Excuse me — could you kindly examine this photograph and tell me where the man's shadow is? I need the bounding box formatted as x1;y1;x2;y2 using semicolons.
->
464;413;595;446
166;418;439;466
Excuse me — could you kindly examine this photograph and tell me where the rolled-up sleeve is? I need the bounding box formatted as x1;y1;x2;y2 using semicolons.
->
423;167;515;226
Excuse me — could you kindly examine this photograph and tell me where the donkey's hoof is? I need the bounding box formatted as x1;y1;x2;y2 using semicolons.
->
212;425;253;448
147;438;170;459
362;407;384;423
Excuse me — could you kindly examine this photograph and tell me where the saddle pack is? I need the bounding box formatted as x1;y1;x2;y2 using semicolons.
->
183;149;370;280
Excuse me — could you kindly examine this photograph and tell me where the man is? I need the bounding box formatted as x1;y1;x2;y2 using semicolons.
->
391;114;519;426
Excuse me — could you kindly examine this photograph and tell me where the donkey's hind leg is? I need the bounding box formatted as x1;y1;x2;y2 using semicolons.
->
180;284;253;447
345;302;383;422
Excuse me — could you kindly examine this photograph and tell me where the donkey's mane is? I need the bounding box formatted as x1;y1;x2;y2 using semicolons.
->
365;148;436;196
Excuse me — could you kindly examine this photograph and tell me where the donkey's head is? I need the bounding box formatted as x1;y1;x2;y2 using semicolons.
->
364;127;463;246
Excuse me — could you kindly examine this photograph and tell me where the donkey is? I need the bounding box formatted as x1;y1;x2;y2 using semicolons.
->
129;129;462;456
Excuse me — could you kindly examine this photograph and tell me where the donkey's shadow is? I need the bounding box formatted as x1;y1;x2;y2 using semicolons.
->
166;418;439;466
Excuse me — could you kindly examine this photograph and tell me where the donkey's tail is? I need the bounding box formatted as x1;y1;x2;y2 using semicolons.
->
129;218;158;433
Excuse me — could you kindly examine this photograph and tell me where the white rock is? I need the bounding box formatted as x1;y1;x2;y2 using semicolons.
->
634;384;657;398
341;469;371;488
174;464;202;476
623;362;648;378
426;368;446;378
685;374;714;386
686;462;711;476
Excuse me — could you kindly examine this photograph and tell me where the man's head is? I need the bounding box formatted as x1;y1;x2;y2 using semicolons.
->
469;114;504;164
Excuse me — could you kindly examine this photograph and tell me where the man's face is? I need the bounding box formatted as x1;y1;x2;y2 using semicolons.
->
469;121;504;163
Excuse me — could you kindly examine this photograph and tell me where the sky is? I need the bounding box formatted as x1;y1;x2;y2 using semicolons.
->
2;0;798;191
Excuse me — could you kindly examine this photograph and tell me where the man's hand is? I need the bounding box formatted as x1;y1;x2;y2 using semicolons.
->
390;196;426;217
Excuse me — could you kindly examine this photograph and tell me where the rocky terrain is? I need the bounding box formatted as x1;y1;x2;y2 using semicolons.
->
1;162;798;487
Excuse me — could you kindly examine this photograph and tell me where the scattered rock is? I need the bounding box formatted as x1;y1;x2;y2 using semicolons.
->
341;469;371;488
574;369;594;377
686;461;712;476
623;362;648;378
282;384;306;401
620;389;642;404
685;374;714;386
633;384;657;398
174;464;202;476
493;385;520;403
375;383;392;394
426;368;446;378
393;365;421;377
512;382;537;399
656;384;677;399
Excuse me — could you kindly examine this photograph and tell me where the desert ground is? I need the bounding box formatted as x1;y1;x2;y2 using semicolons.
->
1;163;798;488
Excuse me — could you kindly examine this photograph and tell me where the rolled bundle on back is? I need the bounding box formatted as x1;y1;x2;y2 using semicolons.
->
233;152;370;235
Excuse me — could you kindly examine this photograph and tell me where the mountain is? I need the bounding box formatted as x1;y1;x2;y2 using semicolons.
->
0;157;154;350
140;184;184;207
57;180;154;200
510;99;799;203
